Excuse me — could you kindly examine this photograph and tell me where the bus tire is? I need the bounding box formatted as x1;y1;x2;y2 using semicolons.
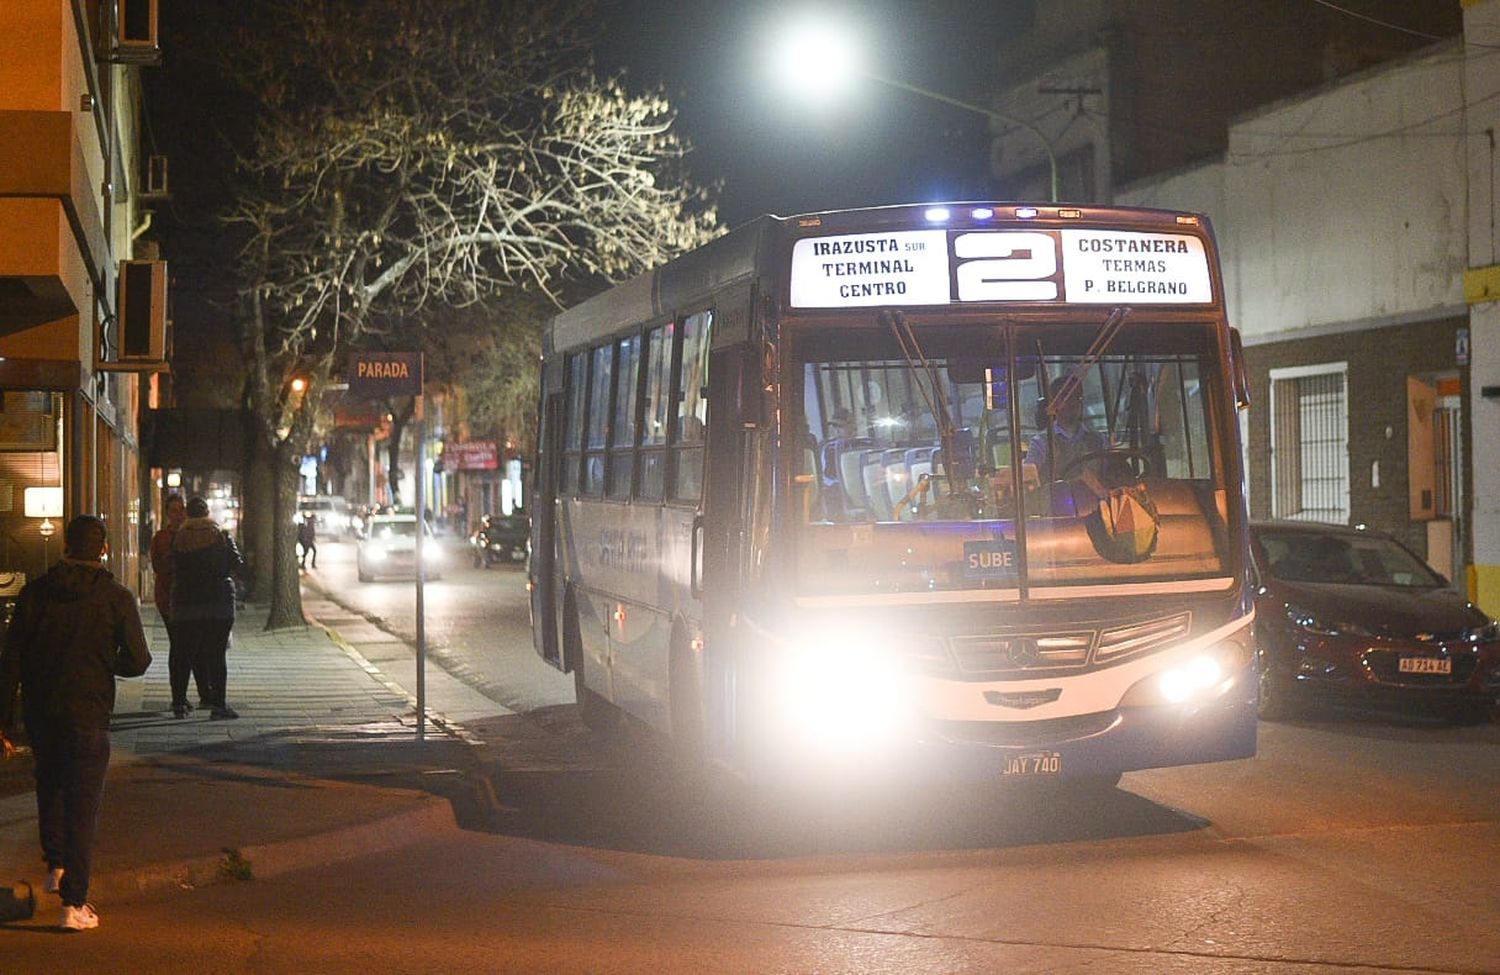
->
566;591;616;731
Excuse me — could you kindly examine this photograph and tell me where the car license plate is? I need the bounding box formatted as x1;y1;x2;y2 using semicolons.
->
1003;752;1062;776
1398;656;1451;674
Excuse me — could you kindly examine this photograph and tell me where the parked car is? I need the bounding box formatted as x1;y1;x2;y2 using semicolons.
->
1250;522;1500;724
469;513;529;567
357;513;442;582
298;495;355;539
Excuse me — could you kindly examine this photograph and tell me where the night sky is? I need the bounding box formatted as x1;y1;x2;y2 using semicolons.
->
596;1;1030;228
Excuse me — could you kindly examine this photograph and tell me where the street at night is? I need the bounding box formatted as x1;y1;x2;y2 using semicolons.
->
5;1;1500;972
2;563;1498;972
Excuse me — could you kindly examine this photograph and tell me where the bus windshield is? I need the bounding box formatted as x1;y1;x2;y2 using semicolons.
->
792;320;1235;595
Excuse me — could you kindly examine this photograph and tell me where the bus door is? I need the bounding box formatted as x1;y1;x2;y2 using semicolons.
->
692;343;758;752
530;391;564;667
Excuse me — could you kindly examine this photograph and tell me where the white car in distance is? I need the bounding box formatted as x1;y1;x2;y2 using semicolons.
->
356;513;441;582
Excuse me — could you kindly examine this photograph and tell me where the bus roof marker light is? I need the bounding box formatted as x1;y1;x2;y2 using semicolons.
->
1014;207;1038;219
1176;214;1200;226
970;207;995;220
924;206;951;223
1058;208;1083;219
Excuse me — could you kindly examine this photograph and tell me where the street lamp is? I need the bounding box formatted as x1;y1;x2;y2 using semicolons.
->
773;14;1059;203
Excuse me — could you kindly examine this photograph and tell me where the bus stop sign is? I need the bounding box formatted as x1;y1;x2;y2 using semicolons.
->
348;352;423;399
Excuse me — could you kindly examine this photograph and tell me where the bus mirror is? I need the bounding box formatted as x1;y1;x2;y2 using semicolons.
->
1229;327;1251;410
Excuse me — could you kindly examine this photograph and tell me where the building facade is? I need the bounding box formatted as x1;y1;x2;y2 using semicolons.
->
0;0;166;597
980;2;1500;615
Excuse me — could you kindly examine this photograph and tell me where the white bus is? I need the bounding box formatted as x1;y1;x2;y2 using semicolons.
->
530;202;1255;784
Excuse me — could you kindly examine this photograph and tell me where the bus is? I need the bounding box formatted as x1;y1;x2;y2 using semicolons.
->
529;202;1255;785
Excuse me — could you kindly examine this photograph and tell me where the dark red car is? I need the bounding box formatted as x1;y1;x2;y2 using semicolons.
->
1250;522;1500;724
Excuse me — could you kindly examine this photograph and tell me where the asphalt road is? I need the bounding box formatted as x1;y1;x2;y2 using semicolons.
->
301;535;574;715
8;540;1498;971
5;712;1498;973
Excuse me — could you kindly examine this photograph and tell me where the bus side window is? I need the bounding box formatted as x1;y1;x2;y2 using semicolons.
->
562;352;587;494
583;343;612;496
672;310;712;501
638;323;671;500
608;334;641;499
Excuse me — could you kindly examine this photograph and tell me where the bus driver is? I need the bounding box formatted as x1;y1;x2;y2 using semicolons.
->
1027;376;1106;482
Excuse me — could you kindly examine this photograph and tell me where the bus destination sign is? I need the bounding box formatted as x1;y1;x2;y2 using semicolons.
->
788;228;1212;308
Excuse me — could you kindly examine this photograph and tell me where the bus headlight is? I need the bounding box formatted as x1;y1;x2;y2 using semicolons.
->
768;629;914;748
1120;639;1251;708
1158;654;1223;703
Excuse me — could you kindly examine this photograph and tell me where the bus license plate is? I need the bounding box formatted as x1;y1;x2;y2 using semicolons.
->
1398;656;1451;674
1003;752;1062;776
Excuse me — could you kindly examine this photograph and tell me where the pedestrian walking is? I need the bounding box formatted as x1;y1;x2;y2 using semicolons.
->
0;515;152;931
149;493;208;717
297;513;317;569
170;496;244;721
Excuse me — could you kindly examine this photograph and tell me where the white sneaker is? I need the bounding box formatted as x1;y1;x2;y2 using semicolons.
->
60;903;99;931
44;866;63;893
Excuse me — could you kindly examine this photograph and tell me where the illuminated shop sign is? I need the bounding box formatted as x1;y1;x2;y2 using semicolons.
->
788;229;1212;308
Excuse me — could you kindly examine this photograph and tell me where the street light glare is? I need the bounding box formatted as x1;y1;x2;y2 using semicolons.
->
773;14;863;102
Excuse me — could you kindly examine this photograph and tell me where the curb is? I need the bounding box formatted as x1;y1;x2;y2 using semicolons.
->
90;795;457;904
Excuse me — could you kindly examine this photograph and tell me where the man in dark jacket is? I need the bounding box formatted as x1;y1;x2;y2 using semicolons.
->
170;496;244;720
0;515;151;931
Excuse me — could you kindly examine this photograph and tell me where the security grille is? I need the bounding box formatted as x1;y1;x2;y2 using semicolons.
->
1270;364;1349;523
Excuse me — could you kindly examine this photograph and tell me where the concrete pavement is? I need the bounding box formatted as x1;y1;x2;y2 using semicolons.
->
1;589;512;915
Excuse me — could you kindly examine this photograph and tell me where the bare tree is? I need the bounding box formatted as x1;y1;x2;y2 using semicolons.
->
213;0;720;627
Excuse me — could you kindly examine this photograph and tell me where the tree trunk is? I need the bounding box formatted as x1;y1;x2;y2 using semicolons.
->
242;427;277;603
264;441;306;629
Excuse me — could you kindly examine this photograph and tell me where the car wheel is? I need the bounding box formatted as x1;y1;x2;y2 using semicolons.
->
1256;643;1300;721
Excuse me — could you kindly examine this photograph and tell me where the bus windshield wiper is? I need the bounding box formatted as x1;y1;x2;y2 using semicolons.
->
1044;306;1132;424
879;309;961;498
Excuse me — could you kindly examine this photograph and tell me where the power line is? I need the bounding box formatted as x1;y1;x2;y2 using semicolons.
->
1305;0;1448;42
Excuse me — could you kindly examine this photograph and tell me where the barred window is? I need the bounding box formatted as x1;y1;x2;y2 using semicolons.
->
1270;363;1349;524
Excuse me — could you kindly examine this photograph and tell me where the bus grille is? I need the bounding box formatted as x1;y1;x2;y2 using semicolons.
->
1096;612;1192;662
951;632;1091;675
945;611;1191;676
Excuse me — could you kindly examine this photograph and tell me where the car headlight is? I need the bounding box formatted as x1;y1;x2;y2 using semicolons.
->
1468;619;1500;642
1285;603;1372;638
366;545;387;562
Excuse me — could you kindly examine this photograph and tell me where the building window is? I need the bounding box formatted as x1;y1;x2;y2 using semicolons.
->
1270;362;1348;524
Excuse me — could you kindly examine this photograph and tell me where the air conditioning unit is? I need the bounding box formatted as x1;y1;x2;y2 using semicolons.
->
99;260;168;373
115;0;160;64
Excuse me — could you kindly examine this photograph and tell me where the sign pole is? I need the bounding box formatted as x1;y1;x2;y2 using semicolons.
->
344;350;427;742
414;392;427;742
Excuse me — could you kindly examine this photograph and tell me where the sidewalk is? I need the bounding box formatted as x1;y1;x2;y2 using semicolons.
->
1;593;510;911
